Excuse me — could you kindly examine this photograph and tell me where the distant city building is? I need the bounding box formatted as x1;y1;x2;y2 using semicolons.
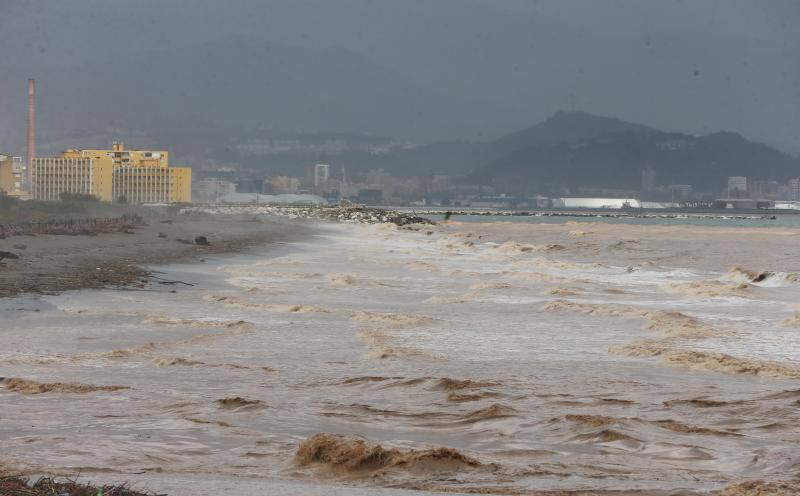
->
193;178;236;203
356;188;383;204
553;198;642;209
726;176;747;198
314;163;330;188
219;193;326;205
194;169;238;181
235;178;266;194
31;142;191;203
789;178;800;201
714;198;758;210
749;180;780;199
667;184;693;200
641;167;657;191
428;174;451;194
270;176;301;194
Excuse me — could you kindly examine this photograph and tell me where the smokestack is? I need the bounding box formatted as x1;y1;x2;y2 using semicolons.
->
27;78;35;187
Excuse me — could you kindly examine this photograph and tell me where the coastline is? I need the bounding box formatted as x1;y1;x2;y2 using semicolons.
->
2;214;798;495
0;213;312;298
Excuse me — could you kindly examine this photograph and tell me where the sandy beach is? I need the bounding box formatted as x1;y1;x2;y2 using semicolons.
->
0;213;310;298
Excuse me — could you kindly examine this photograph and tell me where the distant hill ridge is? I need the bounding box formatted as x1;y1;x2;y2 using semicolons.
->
463;111;800;194
490;110;657;154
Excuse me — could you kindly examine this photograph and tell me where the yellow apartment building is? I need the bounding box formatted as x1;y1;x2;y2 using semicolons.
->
0;154;27;197
31;142;191;203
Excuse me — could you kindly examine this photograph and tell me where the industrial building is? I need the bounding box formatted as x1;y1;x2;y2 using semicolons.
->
31;142;191;203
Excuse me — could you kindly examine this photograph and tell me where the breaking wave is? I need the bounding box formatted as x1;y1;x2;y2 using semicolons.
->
328;274;359;287
151;356;204;366
434;378;500;391
358;330;432;360
663;281;750;298
492;241;536;253
2;377;128;394
781;312;800;327
295;433;481;475
613;345;800;379
405;261;440;272
661;351;800;379
216;396;265;410
565;414;617;427
565;414;736;436
205;294;330;313
645;310;720;339
351;311;436;327
727;267;799;286
574;429;641;443
541;300;648;317
469;282;512;291
424;295;469;305
99;342;157;359
546;288;580;296
463;404;517;422
144;317;252;329
543;301;720;339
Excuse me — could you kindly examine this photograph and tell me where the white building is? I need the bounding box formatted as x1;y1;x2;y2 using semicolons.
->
193;178;236;203
789;178;800;201
314;164;330;188
553;198;642;209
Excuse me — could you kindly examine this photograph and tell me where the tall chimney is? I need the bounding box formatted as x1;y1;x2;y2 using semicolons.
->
27;78;35;188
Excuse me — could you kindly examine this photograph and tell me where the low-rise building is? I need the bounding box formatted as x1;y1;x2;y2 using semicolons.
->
193;178;236;203
727;176;747;198
553;198;642;209
31;142;191;203
788;178;800;201
0;154;25;197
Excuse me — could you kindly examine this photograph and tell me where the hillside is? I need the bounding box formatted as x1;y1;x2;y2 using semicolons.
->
490;111;657;156
467;112;800;194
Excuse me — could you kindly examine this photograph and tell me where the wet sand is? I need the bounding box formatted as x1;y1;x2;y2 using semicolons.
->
1;218;799;495
0;214;310;298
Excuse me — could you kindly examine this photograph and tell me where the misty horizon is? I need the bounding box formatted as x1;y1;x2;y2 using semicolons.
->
0;0;798;158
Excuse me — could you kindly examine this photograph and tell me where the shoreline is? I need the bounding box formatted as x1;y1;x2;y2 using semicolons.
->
1;216;799;495
0;213;313;299
0;205;431;299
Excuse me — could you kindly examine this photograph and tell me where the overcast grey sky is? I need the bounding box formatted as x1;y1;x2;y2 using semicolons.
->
0;0;797;153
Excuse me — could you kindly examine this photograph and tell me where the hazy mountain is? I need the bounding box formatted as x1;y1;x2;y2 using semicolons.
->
490;111;656;155
469;112;800;194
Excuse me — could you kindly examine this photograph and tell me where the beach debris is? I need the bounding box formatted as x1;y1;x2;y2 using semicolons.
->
157;232;167;238
716;480;799;495
0;476;159;496
179;204;434;226
149;275;195;286
0;214;145;239
175;236;209;246
0;251;19;265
